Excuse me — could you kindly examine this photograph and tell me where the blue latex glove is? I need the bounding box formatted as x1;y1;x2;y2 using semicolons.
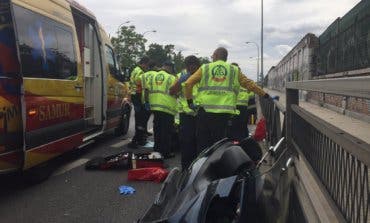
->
119;185;135;195
189;103;198;111
178;71;190;83
271;95;280;101
144;102;150;111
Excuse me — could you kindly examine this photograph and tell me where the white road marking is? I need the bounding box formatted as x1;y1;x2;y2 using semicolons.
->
111;138;131;148
52;158;89;176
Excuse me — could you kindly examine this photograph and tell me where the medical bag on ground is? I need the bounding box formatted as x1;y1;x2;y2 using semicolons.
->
131;152;164;169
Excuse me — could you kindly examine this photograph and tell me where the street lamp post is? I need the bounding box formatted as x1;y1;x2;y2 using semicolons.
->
245;41;260;82
142;30;157;36
116;21;131;35
261;0;264;85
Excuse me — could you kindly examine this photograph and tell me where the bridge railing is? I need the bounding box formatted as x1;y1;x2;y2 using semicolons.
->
261;77;370;223
259;95;286;148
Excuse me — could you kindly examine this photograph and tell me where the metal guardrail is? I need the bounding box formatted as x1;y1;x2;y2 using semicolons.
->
259;97;285;147
286;77;370;99
285;78;370;223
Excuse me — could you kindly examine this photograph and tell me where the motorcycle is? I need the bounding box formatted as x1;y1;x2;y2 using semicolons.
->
138;137;295;223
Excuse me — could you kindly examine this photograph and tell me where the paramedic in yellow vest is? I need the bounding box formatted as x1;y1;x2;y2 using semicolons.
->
169;55;201;169
228;63;251;141
145;62;177;158
139;61;157;133
128;57;149;148
184;47;270;153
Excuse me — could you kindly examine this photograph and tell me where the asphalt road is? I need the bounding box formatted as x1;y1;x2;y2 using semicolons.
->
0;114;180;223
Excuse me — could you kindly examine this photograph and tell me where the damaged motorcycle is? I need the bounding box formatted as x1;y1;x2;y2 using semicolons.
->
139;137;295;223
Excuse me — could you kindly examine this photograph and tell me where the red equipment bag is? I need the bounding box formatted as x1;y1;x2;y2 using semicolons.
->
133;152;164;169
253;118;266;141
127;167;169;183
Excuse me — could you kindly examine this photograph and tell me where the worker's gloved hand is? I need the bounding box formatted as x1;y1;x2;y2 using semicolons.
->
263;93;279;101
178;72;190;83
187;99;197;111
144;102;151;111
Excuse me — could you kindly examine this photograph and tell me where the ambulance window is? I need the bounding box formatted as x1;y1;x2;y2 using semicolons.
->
0;2;19;76
105;45;120;77
13;5;77;80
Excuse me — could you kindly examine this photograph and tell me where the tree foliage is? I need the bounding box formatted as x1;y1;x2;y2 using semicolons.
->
111;25;147;70
146;43;173;67
199;56;211;65
173;51;185;73
111;24;211;74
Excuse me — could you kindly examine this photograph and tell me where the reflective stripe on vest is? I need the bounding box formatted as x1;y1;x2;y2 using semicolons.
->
237;99;249;105
202;104;236;110
237;87;250;106
150;104;177;114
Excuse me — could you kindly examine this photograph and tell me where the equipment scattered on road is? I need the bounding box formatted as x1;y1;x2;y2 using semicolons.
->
128;167;169;183
119;185;136;195
84;151;164;170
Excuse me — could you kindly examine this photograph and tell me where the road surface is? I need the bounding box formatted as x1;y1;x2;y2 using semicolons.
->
0;115;180;223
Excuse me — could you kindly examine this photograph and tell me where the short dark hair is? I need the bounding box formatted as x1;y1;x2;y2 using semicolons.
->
148;60;156;70
139;56;150;65
216;47;228;61
162;61;174;73
184;55;200;67
163;60;174;67
231;62;239;67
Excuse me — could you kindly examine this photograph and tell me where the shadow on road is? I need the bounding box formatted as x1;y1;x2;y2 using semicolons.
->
0;132;130;195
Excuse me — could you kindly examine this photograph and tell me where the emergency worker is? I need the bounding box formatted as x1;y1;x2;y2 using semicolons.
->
228;63;250;141
145;62;177;158
169;55;200;169
184;47;270;153
138;60;157;137
128;57;149;148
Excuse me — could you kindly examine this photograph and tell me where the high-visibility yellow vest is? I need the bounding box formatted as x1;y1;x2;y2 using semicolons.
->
140;70;157;102
177;71;198;115
148;70;177;116
196;60;240;114
130;66;144;94
237;87;250;106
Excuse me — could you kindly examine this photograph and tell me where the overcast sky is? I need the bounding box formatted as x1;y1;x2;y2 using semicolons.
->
79;0;360;80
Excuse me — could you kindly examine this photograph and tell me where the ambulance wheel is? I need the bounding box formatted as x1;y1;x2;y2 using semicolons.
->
115;108;130;136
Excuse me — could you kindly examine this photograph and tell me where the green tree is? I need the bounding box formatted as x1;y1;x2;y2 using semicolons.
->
173;51;185;73
111;25;147;71
146;43;176;68
199;56;211;65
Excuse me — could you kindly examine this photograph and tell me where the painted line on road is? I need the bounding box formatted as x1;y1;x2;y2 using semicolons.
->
52;158;89;176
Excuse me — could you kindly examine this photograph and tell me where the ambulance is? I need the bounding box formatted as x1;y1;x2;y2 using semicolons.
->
0;0;131;173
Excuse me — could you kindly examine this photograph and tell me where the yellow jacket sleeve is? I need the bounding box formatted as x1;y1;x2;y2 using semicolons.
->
184;67;202;99
239;72;266;96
